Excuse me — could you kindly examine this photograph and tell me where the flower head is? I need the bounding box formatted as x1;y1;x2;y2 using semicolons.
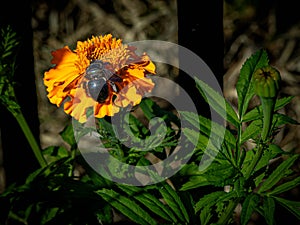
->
44;34;156;123
253;66;281;98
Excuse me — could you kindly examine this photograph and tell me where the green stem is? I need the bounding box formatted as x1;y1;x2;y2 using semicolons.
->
15;112;47;168
236;123;242;166
244;97;275;179
8;211;28;225
260;97;275;141
244;143;264;179
69;147;78;177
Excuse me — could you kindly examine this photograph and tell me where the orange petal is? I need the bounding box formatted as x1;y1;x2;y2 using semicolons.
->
144;60;156;74
64;87;95;123
114;77;154;107
44;46;81;106
124;68;145;79
94;97;120;118
65;87;121;122
141;54;156;74
114;85;142;107
50;46;78;65
135;77;155;95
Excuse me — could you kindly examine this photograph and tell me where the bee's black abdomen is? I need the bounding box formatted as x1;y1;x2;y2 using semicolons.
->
97;84;109;103
87;78;108;103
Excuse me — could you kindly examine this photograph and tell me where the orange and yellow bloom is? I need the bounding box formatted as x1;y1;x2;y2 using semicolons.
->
44;34;156;123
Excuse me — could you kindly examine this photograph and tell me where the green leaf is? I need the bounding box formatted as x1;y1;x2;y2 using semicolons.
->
252;145;285;186
40;207;60;224
258;154;299;193
0;26;20;63
23;157;71;185
274;96;294;109
179;163;211;190
262;197;275;225
268;143;286;155
242;113;299;144
274;197;300;220
243;96;294;122
241;149;255;174
126;113;150;138
139;98;180;127
24;166;46;184
180;161;237;191
273;113;299;127
201;162;236;185
139;97;157;120
241;194;260;225
79;157;113;188
200;205;213;225
237;49;269;119
117;185;178;223
182;127;220;163
195;191;225;212
180;112;236;163
182;127;209;154
268;176;300;196
241;120;261;143
97;117;115;137
0;95;20;113
158;183;189;223
194;77;239;127
60;124;77;149
95;204;113;224
252;154;272;187
42;146;69;163
96;189;157;225
195;191;237;213
180;111;236;148
179;175;211;191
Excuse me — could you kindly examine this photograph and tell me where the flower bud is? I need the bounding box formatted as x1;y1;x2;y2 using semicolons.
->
253;66;281;98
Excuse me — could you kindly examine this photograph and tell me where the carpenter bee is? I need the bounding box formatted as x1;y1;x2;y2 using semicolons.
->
64;60;122;103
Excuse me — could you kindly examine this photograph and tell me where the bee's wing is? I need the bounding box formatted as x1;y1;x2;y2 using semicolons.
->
63;73;85;92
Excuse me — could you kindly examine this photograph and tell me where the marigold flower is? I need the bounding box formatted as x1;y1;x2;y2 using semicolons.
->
44;34;156;123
